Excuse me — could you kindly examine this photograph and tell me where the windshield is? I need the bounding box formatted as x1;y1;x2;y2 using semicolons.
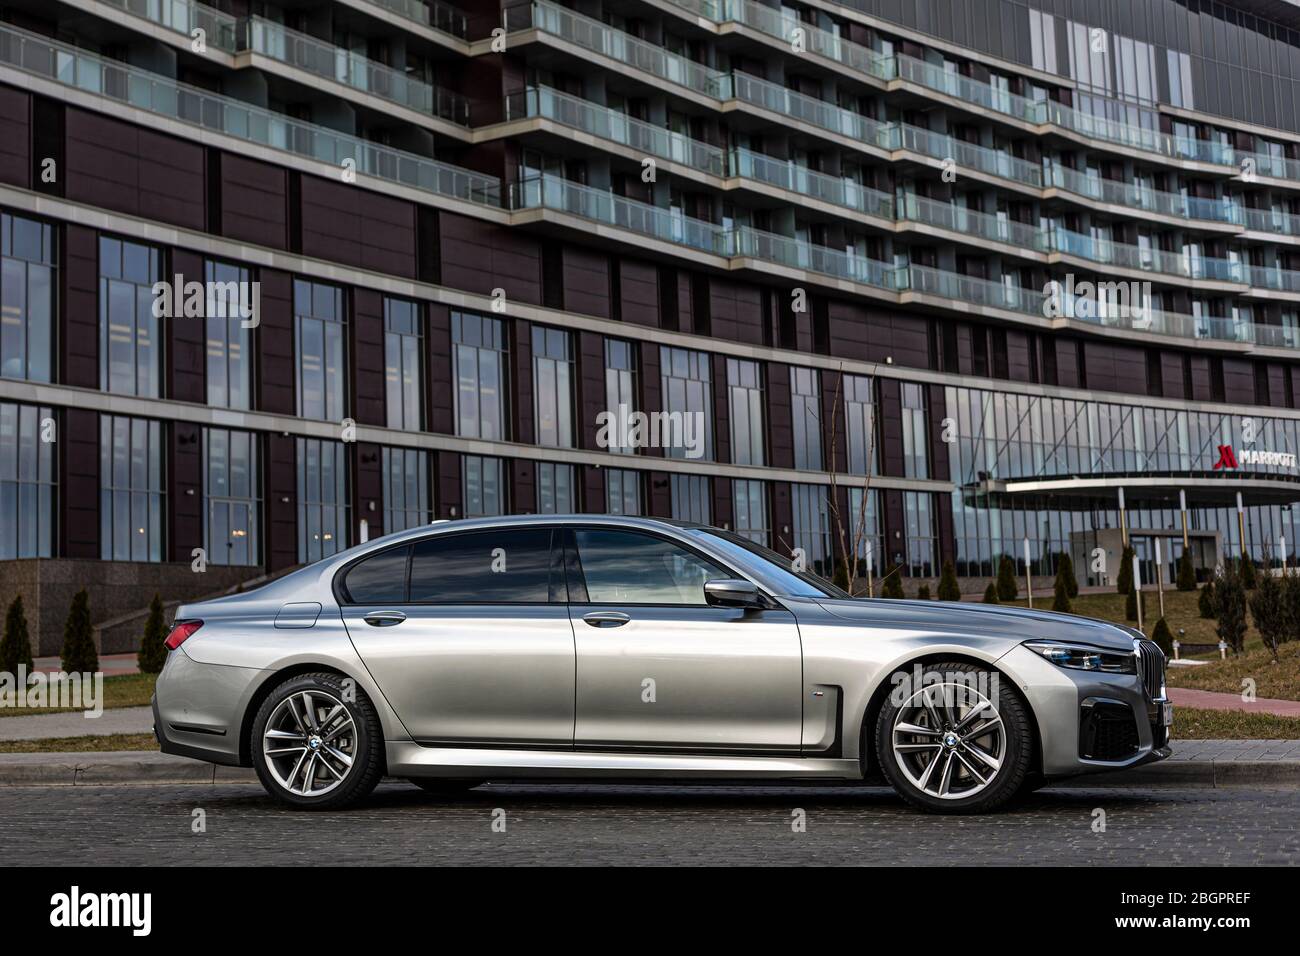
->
689;527;850;599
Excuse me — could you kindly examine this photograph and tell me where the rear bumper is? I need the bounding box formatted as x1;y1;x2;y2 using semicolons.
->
152;694;243;767
152;647;263;767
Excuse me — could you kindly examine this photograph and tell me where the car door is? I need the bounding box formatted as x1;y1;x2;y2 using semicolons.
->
566;527;803;753
339;526;575;747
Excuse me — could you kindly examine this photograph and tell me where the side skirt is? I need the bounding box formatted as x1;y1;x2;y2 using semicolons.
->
386;742;863;780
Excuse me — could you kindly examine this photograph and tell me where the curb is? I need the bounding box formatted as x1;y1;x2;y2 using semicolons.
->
1;751;1299;788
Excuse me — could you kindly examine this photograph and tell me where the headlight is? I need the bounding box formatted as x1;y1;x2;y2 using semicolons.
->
1024;640;1137;674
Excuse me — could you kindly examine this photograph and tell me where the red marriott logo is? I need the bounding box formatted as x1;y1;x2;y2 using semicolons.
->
1212;445;1238;469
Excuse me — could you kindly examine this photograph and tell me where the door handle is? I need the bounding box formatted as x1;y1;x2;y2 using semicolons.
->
363;611;407;627
582;611;630;628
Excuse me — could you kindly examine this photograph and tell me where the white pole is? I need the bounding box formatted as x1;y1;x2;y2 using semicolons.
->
1023;536;1033;609
1133;551;1144;633
865;543;874;598
1280;535;1288;573
1154;537;1165;620
1118;487;1128;547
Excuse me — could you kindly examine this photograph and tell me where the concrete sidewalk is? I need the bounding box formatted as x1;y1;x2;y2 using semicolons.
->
1168;686;1300;716
1;739;1298;788
32;653;139;676
0;705;154;741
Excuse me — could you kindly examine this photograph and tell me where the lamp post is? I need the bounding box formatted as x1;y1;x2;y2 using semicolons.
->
1118;487;1128;548
1179;489;1189;548
1133;551;1144;633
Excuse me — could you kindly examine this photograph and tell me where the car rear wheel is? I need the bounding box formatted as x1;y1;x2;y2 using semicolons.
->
252;672;384;810
875;660;1031;814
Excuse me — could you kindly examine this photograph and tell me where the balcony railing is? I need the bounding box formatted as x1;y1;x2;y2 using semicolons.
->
94;0;239;50
362;0;469;40
1050;229;1246;283
897;124;1042;188
731;148;894;218
1248;264;1300;294
1242;206;1300;237
0;23;500;206
719;0;894;83
504;86;727;176
725;71;896;149
894;55;1042;124
240;18;470;125
899;194;1046;251
1046;164;1241;224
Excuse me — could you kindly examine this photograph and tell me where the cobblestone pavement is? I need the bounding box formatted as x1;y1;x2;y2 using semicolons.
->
1;782;1296;865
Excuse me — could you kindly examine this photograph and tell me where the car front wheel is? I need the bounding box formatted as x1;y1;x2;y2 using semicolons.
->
875;660;1031;814
252;672;385;810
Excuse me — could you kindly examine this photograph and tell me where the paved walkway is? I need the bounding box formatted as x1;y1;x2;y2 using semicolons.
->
0;705;153;741
1168;686;1300;716
32;653;138;676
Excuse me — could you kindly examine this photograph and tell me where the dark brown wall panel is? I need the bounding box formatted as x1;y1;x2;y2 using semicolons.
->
439;212;542;305
619;259;659;327
1054;339;1081;389
926;383;949;483
512;319;534;445
265;433;298;572
255;269;295;416
354;442;383;539
298;175;417;278
60;409;99;560
883;489;906;569
712;478;734;531
427;304;455;434
0;85;30;189
709;278;764;345
770;481;793;557
562;247;610;319
582;465;605;513
825;302;928;369
647;471;672;517
577;331;605;451
1160;354;1188;400
1082;341;1146;395
1189;356;1214;401
821;369;846;474
167;249;207;404
711;353;731;464
877;379;904;477
218;154;288;249
61;224;99;390
767;362;794;469
1222;358;1256;405
436;451;462;519
639;342;663;458
512;459;536;514
351;289;386;427
168;422;203;562
64;108;205;230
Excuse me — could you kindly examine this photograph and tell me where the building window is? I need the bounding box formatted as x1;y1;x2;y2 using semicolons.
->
295;280;347;421
381;446;429;533
727;359;764;466
453;313;507;440
101;415;164;562
847;486;882;575
203;428;260;566
732;479;767;545
1;213;54;383
905;491;936;577
901;383;928;479
100;237;161;397
537;461;574;513
604;338;637;454
791;367;822;470
844;374;877;474
385;298;422;430
297;437;349;563
533;326;574;447
660;346;712;460
205;260;253;410
670;473;710;524
791;483;831;577
606;468;641;514
0;402;54;559
462;454;505;517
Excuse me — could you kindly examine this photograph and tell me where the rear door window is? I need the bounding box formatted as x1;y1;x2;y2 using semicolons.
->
409;528;556;604
340;544;411;604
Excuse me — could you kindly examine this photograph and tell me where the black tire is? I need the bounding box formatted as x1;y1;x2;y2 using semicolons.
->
874;659;1032;814
251;671;385;811
407;778;485;795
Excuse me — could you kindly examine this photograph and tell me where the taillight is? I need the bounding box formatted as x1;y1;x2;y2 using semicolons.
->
164;620;203;651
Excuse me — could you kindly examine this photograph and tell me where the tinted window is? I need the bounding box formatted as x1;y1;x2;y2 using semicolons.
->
341;545;410;604
409;529;553;603
574;530;728;605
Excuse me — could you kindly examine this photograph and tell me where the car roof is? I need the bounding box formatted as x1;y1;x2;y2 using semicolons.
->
359;513;706;550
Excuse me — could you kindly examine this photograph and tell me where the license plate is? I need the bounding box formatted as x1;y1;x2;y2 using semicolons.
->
1159;701;1174;727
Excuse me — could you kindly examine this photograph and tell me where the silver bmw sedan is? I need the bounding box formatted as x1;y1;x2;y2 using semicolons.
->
152;515;1171;813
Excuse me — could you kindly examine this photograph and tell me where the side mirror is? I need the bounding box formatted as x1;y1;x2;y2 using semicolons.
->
704;578;763;608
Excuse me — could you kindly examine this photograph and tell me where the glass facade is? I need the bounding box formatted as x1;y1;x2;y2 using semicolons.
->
0;402;54;559
385;297;422;431
295;280;347;422
463;454;505;517
382;446;429;532
660;346;712;460
99;237;160;397
0;213;54;383
101;415;164;562
670;473;710;524
791;366;822;471
727;358;764;466
297;437;349;563
604;339;637;454
791;482;832;576
537;461;575;513
732;478;768;545
901;383;928;479
203;427;259;566
606;467;641;514
844;374;878;475
453;313;507;440
533;326;573;447
205;260;253;410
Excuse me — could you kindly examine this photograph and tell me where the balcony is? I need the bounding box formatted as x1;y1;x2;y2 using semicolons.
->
718;0;894;84
1046;165;1241;225
357;0;469;40
0;23;499;206
1050;229;1247;283
731;148;894;219
94;0;239;51
1242;206;1300;238
898;194;1047;251
239;18;470;125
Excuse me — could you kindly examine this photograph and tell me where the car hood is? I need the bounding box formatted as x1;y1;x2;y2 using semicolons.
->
811;598;1139;652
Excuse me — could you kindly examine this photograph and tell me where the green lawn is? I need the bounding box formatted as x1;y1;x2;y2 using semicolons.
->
0;673;157;718
1172;707;1300;739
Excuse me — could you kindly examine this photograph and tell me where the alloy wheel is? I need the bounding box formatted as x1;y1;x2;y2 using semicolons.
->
262;690;357;798
890;681;1007;800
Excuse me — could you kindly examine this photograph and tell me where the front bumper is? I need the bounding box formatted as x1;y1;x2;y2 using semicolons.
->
997;643;1172;778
